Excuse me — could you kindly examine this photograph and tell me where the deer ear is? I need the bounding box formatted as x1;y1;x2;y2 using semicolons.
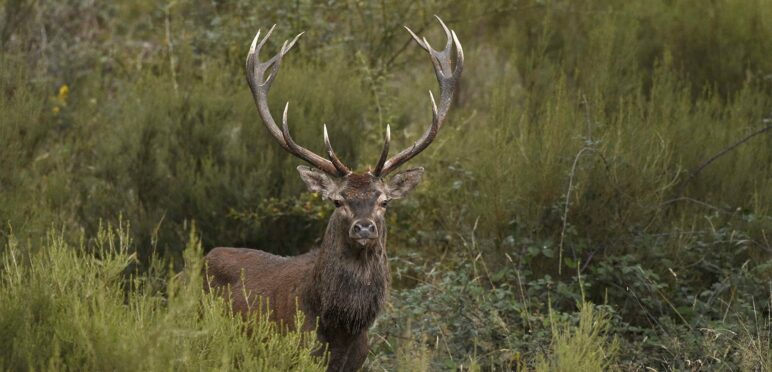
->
297;166;338;199
386;167;424;199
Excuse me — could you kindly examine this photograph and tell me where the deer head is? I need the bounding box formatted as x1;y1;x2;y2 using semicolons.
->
245;16;463;252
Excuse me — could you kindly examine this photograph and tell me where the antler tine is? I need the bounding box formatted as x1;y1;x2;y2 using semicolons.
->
257;25;276;55
429;90;438;120
279;103;303;160
435;15;452;51
372;124;391;176
403;26;429;52
283;32;304;54
324;124;352;175
378;16;463;176
451;30;464;78
279;103;344;176
246;26;344;176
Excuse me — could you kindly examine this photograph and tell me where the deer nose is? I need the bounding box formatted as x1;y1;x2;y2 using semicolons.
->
350;219;378;240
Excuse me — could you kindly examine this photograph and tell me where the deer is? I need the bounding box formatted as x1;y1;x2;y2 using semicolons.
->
204;16;463;372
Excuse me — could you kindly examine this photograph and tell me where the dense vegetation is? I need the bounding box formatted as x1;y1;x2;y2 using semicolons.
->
0;225;325;371
1;0;770;370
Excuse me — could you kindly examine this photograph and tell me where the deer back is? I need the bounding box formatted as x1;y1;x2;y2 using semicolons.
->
205;247;318;329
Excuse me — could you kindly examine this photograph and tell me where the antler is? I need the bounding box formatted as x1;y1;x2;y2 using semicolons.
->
372;16;464;177
246;26;350;176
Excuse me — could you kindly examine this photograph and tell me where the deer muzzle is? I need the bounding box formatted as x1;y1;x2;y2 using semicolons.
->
349;219;378;246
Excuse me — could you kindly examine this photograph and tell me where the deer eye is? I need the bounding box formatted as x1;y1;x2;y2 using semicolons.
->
333;199;343;208
380;200;389;208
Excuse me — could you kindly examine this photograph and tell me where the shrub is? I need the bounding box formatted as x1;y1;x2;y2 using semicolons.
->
0;224;324;371
1;0;770;370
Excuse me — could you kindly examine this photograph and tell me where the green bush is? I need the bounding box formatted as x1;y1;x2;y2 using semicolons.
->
370;222;769;370
535;302;619;372
0;224;325;371
1;0;770;370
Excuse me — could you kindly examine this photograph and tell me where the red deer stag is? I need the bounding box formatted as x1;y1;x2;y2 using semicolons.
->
205;16;463;372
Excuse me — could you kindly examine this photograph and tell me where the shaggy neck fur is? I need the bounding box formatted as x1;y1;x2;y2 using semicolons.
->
303;215;389;335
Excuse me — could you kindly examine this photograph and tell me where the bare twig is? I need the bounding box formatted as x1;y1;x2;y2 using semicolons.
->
659;197;733;214
558;94;599;275
676;121;772;196
580;250;595;273
558;146;593;275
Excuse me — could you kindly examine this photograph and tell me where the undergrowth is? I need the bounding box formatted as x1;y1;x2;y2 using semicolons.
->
1;0;770;370
0;224;324;371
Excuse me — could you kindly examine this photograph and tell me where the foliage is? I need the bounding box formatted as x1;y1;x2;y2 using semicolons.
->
1;0;771;370
535;303;619;372
0;224;325;371
371;224;770;370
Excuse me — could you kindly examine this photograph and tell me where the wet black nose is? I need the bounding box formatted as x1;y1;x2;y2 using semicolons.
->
350;219;378;239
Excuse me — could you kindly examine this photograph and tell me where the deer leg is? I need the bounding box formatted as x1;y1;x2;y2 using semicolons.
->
343;331;369;371
322;330;369;372
325;341;350;372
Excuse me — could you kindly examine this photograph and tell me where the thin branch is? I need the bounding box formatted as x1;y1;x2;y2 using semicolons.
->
558;147;593;275
659;197;733;214
676;122;772;196
558;94;600;275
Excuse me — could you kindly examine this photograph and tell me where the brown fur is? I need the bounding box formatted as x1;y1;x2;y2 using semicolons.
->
227;16;460;371
204;169;421;372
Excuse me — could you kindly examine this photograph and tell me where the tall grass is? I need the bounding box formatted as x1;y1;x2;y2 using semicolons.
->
535;303;619;372
1;0;769;255
0;224;324;371
1;0;771;370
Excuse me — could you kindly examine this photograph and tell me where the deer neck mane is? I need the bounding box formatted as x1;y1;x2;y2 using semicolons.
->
303;222;390;335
